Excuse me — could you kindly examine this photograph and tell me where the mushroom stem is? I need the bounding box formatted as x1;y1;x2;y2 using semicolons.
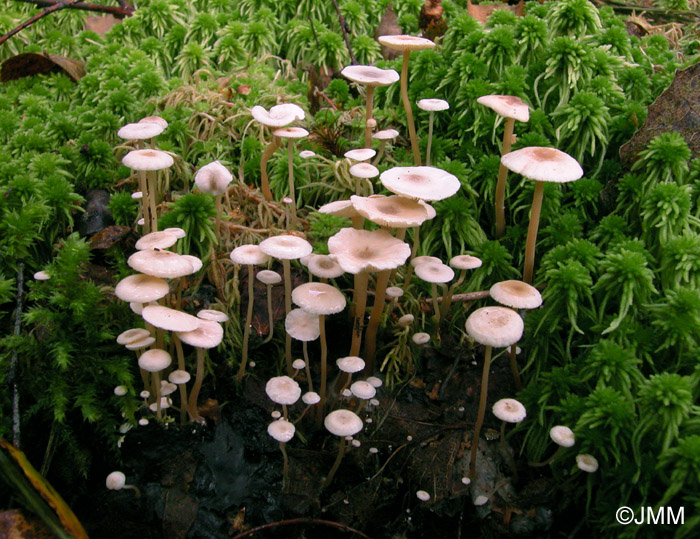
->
426;111;435;166
173;335;189;424
440;269;467;319
323;437;346;489
146;170;159;233
262;283;275;344
349;271;369;357
363;269;391;373
508;344;523;391
500;419;519;481
470;345;492;480
282;404;288;421
286;140;297;229
364;85;375;148
317;315;327;423
279;442;290;492
138;170;151;235
236;264;256;381
187;347;206;421
400;50;421;166
523;180;544;285
302;341;314;392
495;117;515;239
260;136;281;201
402;226;421;289
372;140;387;166
153;371;163;420
430;283;441;325
529;446;564;467
351;215;364;229
283;259;293;374
215;194;224;241
121;484;141;498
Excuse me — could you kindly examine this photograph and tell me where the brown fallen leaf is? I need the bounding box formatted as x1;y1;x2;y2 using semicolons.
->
376;4;402;60
620;62;700;166
85;15;120;36
88;225;131;250
467;0;525;25
1;52;85;83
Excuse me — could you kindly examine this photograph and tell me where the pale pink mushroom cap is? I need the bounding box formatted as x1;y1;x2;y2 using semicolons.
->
134;231;178;251
176;319;223;349
197;309;229;322
273;126;309;139
350;381;376;400
194;161;233;196
373;129;399;141
336;356;366;373
114;274;169;303
380;166;460;201
477;95;530;123
230;244;270;266
414;261;454;283
285;308;321;342
122;149;173;171
450;255;483;270
251;103;305;127
118;122;163;140
576;454;599;473
168;370;191;384
489;280;542;310
550;426;575;448
128;250;194;279
324;409;363;437
139;116;168;130
256;269;283;285
307;255;344;280
501;147;583;183
124;336;156;350
378;35;436;51
465;306;523;348
116;328;151;346
417;98;449;112
341;65;400;87
346;149;377;162
268;419;296;442
328;228;410;274
492;398;527;423
142;305;201;332
265;376;302;405
138;349;172;372
163;227;186;239
318;200;361;220
292;282;347;315
352;195;429;228
260;235;312;260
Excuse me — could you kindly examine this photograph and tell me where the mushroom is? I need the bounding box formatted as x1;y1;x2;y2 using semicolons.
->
576;454;599;473
476;95;530;238
194;160;232;239
318;199;364;230
230;244;271;381
341;65;399;147
440;255;483;319
285;308;320;391
379;166;460;201
307;255;344;284
105;471;140;497
372;129;400;166
256;269;282;344
417;98;449;166
349;162;379;196
377;35;436;165
267;419;296;490
121;149;174;234
492;397;527;477
465;306;523;480
134;231;178;251
323;409;363;488
260;235;313;374
414;261;454;326
272;126;309;229
265;375;302;421
138;349;172;419
501;147;583;284
530;425;575;467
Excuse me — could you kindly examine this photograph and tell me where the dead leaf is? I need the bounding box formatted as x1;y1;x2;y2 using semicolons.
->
620;62;700;166
0;509;54;539
1;53;85;83
85;15;120;36
467;0;525;25
88;225;131;250
420;0;448;42
376;4;402;60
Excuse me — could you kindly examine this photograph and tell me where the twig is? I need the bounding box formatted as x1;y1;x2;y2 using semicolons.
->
0;0;81;47
8;263;24;448
331;0;357;65
231;518;371;539
15;0;135;18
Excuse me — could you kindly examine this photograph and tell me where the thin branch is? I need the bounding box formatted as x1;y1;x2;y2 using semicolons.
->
8;263;24;449
15;0;135;18
232;518;371;539
331;0;357;65
1;0;82;47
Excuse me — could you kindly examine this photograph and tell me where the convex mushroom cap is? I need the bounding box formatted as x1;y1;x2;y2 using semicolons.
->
251;103;305;127
550;425;575;447
489;280;542;310
195;160;232;196
260;235;313;260
106;471;127;490
134;231;178;251
477;95;530;123
307;255;344;280
328;228;410;274
414;261;454;283
350;381;376;400
465;306;523;348
230;244;270;266
318;200;361;220
128;250;194;279
341;65;400;87
576;454;599;473
336;356;365;373
266;376;302;405
273;126;309;139
122;149;173;171
177;319;223;349
118;122;163;140
138;349;172;372
492;398;527;423
116;328;151;346
380;166;460;201
345;148;377;162
197;309;229;322
450;255;483;270
285;309;320;341
115;274;169;303
417;98;449;112
256;270;283;285
292;282;346;315
324;409;363;437
142;305;200;332
351;195;429;228
373;129;399;141
501;147;583;183
268;419;296;442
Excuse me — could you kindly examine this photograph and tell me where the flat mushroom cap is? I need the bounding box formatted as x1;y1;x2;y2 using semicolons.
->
336;356;365;373
414;261;455;283
268;419;296;443
373;128;399;140
351;381;376;400
168;370;191;384
477;95;530;123
378;34;436;51
256;269;283;285
490;280;542;310
251;103;305;127
380;166;460;201
266;376;302;405
292;282;347;315
122;149;174;171
115;274;170;303
346;149;377;163
118;122;163;140
260;235;313;260
576;454;599;473
492;398;527;423
181;255;203;273
318;200;361;219
116;328;151;345
142;305;201;332
501;147;583;183
550;425;575;447
163;227;186;239
465;306;523;348
195;160;233;196
138;349;172;372
450;255;483;270
230;244;270;266
135;231;178;251
300;150;316;158
273;126;309;139
177;319;223;349
125;336;155;350
197;309;229;322
128;250;194;279
328;228;410;274
139;116;168;129
307;255;345;280
341;65;400;87
324;409;364;437
417;98;449;112
385;286;403;298
411;255;441;267
285;308;321;341
351;195;429;228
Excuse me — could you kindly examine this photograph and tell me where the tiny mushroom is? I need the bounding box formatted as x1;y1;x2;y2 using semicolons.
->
256;269;282;344
323;409;364;488
576;454;599;473
417;98;449;165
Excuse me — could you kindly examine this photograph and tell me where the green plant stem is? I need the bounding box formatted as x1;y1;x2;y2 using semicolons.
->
260;136;280;201
495;117;515;239
400;51;421;166
236;264;255;381
364;85;375;148
187;347;206;420
426;111;434;166
363;270;391;373
470;345;492;480
323;437;346;489
523;180;545;284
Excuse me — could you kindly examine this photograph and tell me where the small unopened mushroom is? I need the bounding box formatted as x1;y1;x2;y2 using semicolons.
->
194;160;232;238
530;425;576;467
106;471;140;497
417;98;449;165
576;454;599;473
416;490;431;502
